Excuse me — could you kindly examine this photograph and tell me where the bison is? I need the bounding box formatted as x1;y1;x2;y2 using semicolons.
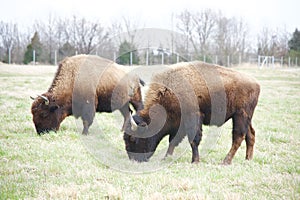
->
123;61;260;164
31;54;144;135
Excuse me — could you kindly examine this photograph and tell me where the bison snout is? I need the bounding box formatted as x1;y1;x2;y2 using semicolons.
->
36;127;57;135
127;152;153;162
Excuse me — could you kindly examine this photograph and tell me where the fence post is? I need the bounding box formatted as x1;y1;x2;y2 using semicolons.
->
113;52;116;62
130;51;133;66
215;55;218;64
161;52;164;65
288;57;291;67
33;50;36;65
146;49;149;66
203;55;206;63
54;50;57;66
281;57;283;67
296;57;298;67
258;55;260;67
176;54;179;63
8;46;12;64
227;55;230;67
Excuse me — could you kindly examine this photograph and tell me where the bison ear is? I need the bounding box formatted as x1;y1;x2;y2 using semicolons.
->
158;87;168;97
132;115;148;127
138;121;147;127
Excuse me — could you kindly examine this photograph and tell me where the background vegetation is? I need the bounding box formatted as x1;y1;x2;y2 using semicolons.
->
0;9;299;66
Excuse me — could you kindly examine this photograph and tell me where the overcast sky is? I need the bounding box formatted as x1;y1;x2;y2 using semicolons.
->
1;0;299;35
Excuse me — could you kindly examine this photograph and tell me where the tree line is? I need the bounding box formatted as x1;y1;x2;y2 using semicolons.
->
0;9;299;65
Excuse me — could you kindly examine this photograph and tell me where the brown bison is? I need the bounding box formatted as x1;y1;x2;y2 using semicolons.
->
123;61;260;164
31;55;144;135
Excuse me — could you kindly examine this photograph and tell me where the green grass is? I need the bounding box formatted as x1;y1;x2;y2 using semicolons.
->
0;64;299;199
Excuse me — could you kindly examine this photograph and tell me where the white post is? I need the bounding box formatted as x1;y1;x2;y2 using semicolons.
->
33;50;36;64
227;55;230;67
130;51;133;66
288;57;291;67
281;57;283;67
203;55;206;63
296;57;298;66
176;54;179;63
8;46;12;64
258;55;260;67
54;50;57;66
113;52;116;62
215;55;218;64
161;52;164;65
239;54;241;65
146;49;149;66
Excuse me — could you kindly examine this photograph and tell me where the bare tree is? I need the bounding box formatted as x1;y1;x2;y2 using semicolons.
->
0;21;20;63
192;9;217;56
214;13;249;64
72;16;108;54
34;14;57;63
176;9;194;58
109;16;142;48
228;17;249;60
257;25;291;58
257;26;274;56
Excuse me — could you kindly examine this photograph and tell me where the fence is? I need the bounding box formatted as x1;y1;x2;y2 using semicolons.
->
2;49;300;68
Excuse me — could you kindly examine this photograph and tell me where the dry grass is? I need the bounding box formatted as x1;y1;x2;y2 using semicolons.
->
0;64;299;199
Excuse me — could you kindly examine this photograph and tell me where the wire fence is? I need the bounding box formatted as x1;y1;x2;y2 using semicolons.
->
2;49;300;68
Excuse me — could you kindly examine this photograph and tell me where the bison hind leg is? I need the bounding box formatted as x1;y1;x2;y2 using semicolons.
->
245;123;255;160
223;111;249;165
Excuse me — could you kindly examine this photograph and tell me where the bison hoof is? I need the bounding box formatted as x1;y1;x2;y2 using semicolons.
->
82;130;89;135
192;160;199;164
191;157;200;164
222;160;232;165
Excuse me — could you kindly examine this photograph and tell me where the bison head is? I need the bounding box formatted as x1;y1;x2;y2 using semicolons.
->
31;93;64;134
123;104;168;162
123;115;155;162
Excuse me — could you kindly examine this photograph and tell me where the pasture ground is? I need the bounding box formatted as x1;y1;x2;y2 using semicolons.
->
0;63;299;199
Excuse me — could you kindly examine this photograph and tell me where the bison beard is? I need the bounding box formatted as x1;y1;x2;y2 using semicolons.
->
31;55;144;135
123;61;260;164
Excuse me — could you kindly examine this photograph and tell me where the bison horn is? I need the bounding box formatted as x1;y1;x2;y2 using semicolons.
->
130;113;138;131
37;95;49;105
30;96;36;100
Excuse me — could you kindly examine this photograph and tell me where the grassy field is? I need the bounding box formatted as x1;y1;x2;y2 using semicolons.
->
0;63;299;199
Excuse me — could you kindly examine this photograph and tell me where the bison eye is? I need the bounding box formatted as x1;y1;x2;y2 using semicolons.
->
50;105;59;112
129;135;136;142
40;111;49;118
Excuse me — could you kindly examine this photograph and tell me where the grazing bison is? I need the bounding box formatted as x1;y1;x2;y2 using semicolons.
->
31;55;144;135
123;61;260;164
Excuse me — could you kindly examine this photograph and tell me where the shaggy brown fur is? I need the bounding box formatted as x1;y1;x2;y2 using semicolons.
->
124;61;260;164
31;55;143;134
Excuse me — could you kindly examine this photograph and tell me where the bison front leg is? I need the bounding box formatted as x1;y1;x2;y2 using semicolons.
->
164;134;176;159
190;129;202;163
119;104;130;132
82;120;91;135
